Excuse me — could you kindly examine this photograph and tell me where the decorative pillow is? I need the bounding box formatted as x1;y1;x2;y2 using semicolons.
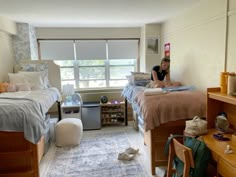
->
16;83;31;91
19;72;45;90
19;71;48;89
20;63;51;88
131;72;151;81
134;80;151;87
7;83;17;92
126;75;133;85
8;73;28;85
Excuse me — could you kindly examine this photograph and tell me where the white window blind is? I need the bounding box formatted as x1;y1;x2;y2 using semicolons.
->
75;40;106;60
39;40;74;60
108;40;138;59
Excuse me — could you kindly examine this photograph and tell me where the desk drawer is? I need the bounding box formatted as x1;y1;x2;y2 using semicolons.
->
218;158;236;177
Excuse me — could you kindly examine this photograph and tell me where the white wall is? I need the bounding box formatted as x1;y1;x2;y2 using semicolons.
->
0;17;17;82
227;0;236;72
161;0;227;91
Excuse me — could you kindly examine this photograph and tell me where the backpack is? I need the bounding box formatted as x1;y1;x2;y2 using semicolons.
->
164;135;211;177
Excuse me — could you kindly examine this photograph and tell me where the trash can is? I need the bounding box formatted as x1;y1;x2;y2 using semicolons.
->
81;102;101;130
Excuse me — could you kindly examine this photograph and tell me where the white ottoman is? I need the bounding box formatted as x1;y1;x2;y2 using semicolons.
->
55;118;83;147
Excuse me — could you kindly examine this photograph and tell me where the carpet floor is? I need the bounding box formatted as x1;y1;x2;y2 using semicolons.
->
40;125;166;177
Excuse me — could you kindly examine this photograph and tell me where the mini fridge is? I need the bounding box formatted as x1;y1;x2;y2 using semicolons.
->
81;102;101;130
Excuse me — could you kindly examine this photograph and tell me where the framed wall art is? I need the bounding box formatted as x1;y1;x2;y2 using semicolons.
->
146;36;159;55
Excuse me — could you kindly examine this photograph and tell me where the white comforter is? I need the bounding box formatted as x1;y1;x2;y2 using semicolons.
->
0;87;61;144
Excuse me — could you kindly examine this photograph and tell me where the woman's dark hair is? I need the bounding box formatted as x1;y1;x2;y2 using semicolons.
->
161;57;170;63
160;57;170;73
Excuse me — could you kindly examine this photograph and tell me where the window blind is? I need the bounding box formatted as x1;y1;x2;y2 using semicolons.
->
75;40;106;60
39;40;75;60
107;40;138;59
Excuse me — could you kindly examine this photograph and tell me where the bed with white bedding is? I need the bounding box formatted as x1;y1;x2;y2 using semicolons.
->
0;60;61;177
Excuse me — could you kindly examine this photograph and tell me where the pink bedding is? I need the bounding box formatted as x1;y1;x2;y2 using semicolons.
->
136;90;206;131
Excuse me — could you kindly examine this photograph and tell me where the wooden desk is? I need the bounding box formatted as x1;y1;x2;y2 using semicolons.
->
203;129;236;177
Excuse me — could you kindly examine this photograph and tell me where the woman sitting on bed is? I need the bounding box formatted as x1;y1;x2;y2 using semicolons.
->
151;57;181;88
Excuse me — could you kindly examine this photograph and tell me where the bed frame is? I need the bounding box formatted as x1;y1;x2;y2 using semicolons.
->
143;119;186;175
0;60;61;177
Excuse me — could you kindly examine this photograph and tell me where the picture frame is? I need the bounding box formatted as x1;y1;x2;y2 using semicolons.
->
146;36;159;55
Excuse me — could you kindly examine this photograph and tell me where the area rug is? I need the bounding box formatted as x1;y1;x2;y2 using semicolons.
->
43;130;150;177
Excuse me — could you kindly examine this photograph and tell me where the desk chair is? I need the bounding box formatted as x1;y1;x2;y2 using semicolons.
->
167;138;195;177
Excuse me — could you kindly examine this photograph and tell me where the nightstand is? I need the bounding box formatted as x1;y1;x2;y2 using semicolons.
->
61;101;81;119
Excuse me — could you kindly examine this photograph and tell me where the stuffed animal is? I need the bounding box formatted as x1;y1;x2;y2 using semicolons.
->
0;82;9;93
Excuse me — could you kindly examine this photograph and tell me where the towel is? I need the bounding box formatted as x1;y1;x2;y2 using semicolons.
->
144;88;167;96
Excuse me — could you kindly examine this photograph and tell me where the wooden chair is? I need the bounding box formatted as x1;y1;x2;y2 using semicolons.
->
166;138;195;177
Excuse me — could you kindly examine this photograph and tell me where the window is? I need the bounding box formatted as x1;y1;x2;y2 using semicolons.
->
39;39;138;89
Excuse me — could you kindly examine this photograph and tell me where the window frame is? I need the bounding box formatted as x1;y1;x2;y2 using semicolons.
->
38;39;139;89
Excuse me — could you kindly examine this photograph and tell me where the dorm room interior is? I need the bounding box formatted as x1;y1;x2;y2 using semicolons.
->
1;0;236;177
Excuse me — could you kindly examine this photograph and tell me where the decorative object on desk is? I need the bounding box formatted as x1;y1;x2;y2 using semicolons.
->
231;92;236;97
184;116;207;136
100;95;108;104
215;112;229;132
72;93;83;105
220;72;228;94
224;145;233;154
62;84;74;103
227;72;236;95
111;100;120;104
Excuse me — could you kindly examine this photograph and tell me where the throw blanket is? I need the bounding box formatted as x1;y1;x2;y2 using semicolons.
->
0;88;60;144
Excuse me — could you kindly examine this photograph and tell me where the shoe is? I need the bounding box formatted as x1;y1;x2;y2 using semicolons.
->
124;147;139;154
118;152;134;161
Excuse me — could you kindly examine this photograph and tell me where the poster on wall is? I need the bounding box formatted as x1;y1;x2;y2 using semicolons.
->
146;36;159;54
164;43;170;58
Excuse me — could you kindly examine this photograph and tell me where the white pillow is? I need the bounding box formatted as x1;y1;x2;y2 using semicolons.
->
19;72;45;90
16;83;31;91
19;71;48;89
8;73;28;84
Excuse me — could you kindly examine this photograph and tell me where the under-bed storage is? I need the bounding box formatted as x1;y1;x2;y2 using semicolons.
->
0;132;44;177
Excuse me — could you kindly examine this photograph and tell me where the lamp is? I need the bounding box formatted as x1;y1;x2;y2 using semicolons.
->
62;84;74;104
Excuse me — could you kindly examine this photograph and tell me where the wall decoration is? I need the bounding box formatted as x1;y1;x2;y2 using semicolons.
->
164;43;170;58
146;36;159;54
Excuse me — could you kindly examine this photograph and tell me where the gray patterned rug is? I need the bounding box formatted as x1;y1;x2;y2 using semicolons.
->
43;131;149;177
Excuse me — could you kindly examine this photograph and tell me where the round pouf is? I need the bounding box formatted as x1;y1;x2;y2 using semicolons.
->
55;118;83;147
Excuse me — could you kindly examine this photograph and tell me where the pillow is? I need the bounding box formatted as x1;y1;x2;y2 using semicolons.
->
131;72;151;81
126;75;133;85
19;72;45;90
16;83;31;91
20;63;51;88
8;73;28;85
134;80;151;87
7;83;17;92
19;71;48;89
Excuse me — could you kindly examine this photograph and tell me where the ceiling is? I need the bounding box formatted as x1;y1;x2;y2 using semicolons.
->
0;0;199;27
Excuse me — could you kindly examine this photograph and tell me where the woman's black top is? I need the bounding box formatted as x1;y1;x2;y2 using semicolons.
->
151;65;167;81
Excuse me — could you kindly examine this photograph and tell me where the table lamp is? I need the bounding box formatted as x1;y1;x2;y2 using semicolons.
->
62;84;74;104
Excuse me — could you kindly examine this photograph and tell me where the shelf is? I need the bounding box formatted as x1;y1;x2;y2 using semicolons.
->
100;101;126;126
207;87;236;129
208;91;236;105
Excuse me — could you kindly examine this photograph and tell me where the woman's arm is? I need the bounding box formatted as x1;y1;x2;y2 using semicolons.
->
151;70;159;81
165;72;171;83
